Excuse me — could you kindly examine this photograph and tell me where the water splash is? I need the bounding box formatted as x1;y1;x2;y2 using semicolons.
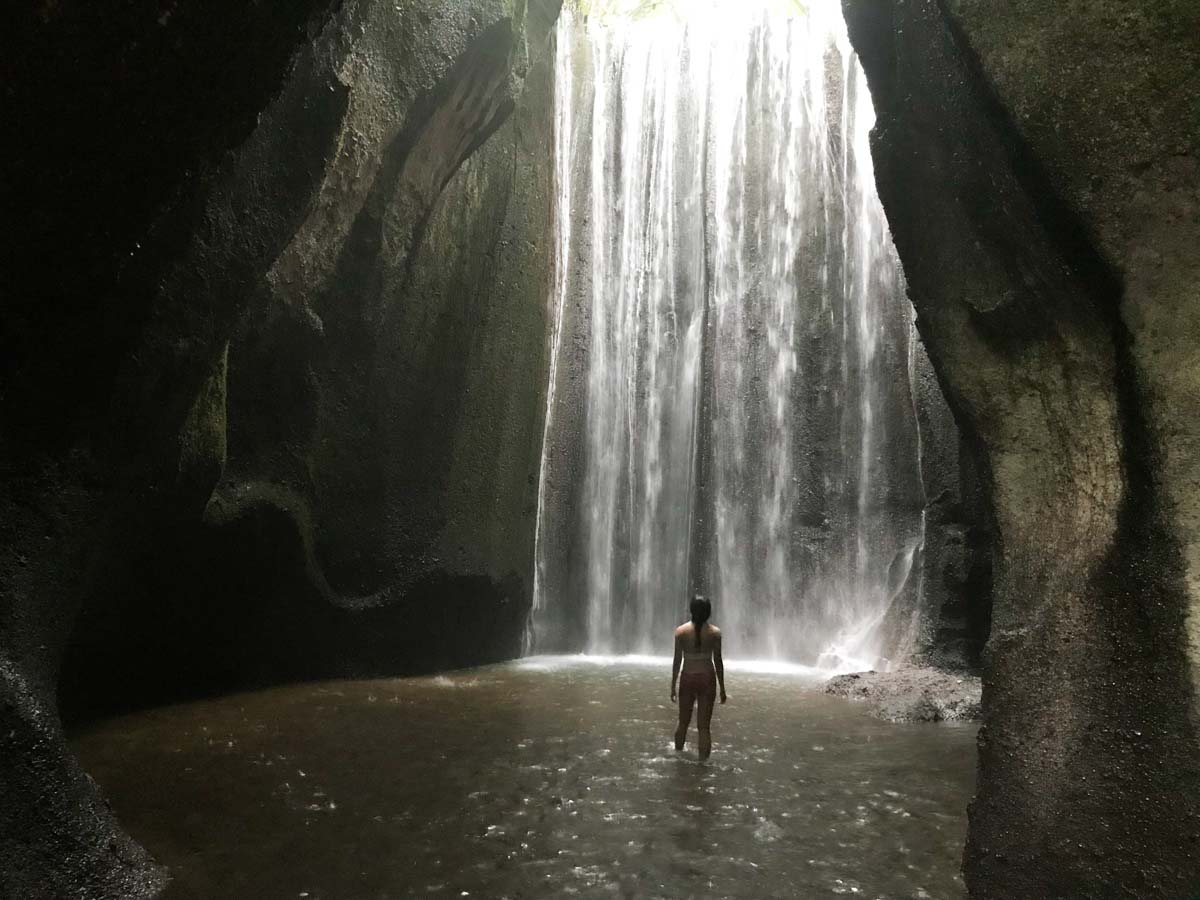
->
526;8;579;655
531;3;924;669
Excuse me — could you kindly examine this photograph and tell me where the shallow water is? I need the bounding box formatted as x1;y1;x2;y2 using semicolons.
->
72;658;977;899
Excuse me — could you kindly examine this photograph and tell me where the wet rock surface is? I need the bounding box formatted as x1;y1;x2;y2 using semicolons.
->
2;1;561;895
2;2;340;894
58;0;563;719
843;0;1200;896
3;0;1193;896
825;668;982;724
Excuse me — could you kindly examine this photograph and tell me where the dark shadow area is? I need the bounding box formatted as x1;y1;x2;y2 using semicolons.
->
59;507;529;729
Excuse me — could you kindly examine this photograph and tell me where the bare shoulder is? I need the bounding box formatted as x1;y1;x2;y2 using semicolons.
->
709;625;722;637
674;623;690;638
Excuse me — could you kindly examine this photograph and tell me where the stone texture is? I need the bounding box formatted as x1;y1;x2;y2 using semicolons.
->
909;343;993;671
54;0;563;706
825;667;982;723
1;3;341;893
874;338;992;673
843;0;1200;896
1;0;561;894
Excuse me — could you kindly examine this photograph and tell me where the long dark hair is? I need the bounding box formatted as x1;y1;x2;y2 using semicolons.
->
689;595;712;649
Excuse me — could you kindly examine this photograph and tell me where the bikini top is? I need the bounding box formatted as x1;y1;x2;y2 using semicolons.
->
683;632;711;660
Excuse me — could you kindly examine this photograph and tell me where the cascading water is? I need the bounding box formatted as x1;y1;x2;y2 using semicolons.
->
530;1;926;670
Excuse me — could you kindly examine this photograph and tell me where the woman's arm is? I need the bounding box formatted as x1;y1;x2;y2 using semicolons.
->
671;634;681;701
714;631;727;703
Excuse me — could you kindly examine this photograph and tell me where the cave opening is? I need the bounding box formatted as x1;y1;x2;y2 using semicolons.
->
5;0;1198;897
58;2;989;897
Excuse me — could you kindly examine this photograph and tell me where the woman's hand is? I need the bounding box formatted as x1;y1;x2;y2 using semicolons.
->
720;690;728;704
670;687;677;702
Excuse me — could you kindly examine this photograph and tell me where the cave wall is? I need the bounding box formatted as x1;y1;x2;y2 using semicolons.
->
843;0;1200;896
59;0;562;717
2;0;561;895
904;342;993;671
2;3;342;894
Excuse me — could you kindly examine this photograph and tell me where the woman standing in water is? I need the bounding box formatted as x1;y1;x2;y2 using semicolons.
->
670;595;727;760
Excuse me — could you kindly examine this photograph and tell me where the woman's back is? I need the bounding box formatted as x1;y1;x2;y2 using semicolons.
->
676;621;719;671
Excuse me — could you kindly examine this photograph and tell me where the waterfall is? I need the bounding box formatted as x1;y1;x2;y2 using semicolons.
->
530;2;925;669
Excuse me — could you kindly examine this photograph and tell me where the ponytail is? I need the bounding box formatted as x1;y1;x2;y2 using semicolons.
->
689;594;712;650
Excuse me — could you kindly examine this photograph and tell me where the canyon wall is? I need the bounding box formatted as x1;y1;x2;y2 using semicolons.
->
1;0;560;894
60;0;561;717
9;0;1183;894
843;0;1200;896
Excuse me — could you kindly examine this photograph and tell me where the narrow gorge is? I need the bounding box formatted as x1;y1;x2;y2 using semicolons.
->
1;1;1196;898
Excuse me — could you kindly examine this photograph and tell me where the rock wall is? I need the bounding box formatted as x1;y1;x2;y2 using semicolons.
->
60;0;562;716
1;0;560;894
905;343;993;671
843;0;1200;896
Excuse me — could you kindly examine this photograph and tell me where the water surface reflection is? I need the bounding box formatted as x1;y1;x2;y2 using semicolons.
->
73;658;976;898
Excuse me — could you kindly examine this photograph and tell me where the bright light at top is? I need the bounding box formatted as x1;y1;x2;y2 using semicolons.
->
571;0;853;58
577;0;824;24
576;0;849;25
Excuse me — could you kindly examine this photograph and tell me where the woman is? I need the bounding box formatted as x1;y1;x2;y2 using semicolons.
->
670;594;727;760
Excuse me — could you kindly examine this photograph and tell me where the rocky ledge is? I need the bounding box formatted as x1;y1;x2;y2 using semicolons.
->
825;667;982;724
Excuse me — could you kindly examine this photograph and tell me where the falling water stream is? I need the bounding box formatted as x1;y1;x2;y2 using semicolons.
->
531;2;925;668
63;17;974;897
67;11;973;896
